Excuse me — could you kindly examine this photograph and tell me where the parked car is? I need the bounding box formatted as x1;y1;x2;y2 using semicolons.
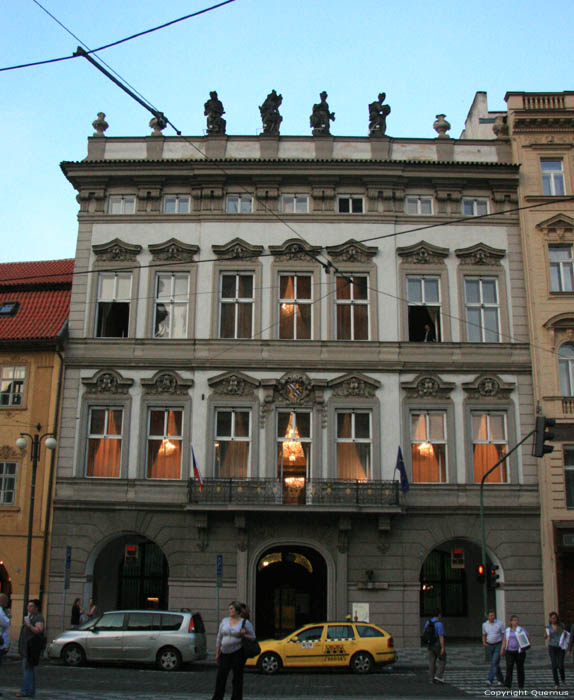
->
47;609;207;671
245;621;395;674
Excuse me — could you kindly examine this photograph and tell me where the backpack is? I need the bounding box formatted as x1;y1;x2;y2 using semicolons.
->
421;619;436;647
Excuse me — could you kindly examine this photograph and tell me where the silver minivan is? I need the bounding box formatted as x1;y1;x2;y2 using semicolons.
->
47;609;207;671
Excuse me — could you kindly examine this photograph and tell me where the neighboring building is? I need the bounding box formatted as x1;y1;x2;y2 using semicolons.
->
0;259;73;634
47;107;541;648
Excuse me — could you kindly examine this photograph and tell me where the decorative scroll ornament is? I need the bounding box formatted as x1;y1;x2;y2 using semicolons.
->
329;373;380;398
397;240;449;265
148;239;199;263
462;374;514;400
82;370;133;395
455;243;505;266
212;238;264;260
92;238;142;262
325;239;378;263
0;445;20;459
208;371;258;397
401;374;455;399
277;373;312;404
269;238;321;261
141;371;193;396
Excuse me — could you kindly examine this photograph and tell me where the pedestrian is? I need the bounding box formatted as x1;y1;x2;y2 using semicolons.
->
70;598;84;628
501;614;530;689
17;598;45;698
482;609;504;686
0;592;11;696
211;601;255;700
86;598;99;621
545;611;567;690
423;608;446;684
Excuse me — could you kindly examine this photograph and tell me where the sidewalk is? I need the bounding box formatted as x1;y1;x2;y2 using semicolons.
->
394;643;549;668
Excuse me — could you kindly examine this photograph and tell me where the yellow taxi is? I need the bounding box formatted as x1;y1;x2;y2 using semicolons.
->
246;621;395;674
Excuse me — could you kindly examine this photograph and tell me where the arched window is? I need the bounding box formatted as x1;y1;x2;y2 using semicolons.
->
559;343;574;396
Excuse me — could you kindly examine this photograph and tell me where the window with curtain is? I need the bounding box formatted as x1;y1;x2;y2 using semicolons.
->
472;412;507;483
407;276;441;342
87;408;123;477
410;412;447;482
96;271;132;338
464;277;500;342
218;273;253;339
214;409;250;477
0;366;26;406
154;272;189;338
335;275;369;340
147;408;182;479
549;245;574;292
559;343;574;396
277;411;311;483
279;274;312;340
336;411;371;480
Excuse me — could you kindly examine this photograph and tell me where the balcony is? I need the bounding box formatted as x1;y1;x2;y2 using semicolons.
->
188;478;399;508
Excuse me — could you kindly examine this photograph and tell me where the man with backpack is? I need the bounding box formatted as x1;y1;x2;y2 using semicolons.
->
422;609;446;683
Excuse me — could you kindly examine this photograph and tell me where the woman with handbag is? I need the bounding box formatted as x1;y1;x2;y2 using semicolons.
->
545;611;567;690
211;601;255;700
501;615;530;690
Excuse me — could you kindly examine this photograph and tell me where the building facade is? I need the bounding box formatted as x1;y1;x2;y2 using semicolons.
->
47;111;542;647
0;259;72;637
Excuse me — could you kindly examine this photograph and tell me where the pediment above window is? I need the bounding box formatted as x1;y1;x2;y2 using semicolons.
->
212;238;264;260
462;374;514;400
0;445;20;460
401;374;454;399
148;239;199;262
325;239;378;262
544;312;574;330
208;371;259;396
455;243;505;266
328;373;381;398
82;369;133;395
536;214;574;240
396;240;449;264
263;372;327;406
269;238;322;261
141;370;193;396
92;239;142;262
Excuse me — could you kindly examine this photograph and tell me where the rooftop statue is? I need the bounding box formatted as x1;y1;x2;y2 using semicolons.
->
368;93;391;137
310;91;335;136
259;90;283;136
204;91;226;135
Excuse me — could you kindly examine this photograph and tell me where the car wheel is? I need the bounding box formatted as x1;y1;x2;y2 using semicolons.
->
350;651;374;674
62;643;85;667
157;646;182;671
258;651;281;674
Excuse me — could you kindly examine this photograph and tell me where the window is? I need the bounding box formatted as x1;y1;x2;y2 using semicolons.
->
410;412;447;483
420;550;466;617
405;196;433;215
0;366;25;406
559;343;574;396
280;194;309;213
541;159;565;196
279;274;312;340
356;625;384;638
95;612;125;630
463;198;488;217
335;275;369;340
472;412;507;483
407;276;441;341
154;273;189;338
336;411;371;480
218;273;253;339
163;195;190;214
147;408;183;479
214;409;250;477
550;245;574;292
96;272;132;338
0;462;17;504
108;196;136;215
565;447;574;508
0;301;19;316
277;411;311;502
226;194;253;213
464;278;500;342
337;196;364;214
326;625;355;640
295;626;324;642
87;408;123;477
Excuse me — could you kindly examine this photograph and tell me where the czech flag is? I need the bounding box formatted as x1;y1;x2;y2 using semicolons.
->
192;447;204;492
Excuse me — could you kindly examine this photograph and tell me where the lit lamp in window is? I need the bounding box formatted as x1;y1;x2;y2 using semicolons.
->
159;439;177;455
418;441;433;457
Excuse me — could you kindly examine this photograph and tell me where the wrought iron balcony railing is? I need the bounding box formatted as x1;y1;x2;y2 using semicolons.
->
188;478;399;506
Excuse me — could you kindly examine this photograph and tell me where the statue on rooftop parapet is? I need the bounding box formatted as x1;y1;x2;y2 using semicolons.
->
204;91;226;135
368;93;391;137
259;90;283;135
310;91;335;136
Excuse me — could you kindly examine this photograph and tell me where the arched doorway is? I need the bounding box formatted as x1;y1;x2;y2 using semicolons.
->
92;535;169;612
255;545;327;639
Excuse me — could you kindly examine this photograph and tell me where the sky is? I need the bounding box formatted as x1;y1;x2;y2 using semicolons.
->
1;0;574;263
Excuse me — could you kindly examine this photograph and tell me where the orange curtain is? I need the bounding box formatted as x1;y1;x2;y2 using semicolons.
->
147;440;181;478
411;415;445;482
87;438;121;477
217;442;249;477
337;443;368;480
473;444;506;483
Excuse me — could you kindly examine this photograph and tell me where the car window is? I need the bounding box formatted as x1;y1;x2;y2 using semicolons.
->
95;612;125;630
192;613;205;633
326;625;355;640
161;614;183;631
294;626;324;642
356;624;384;638
127;613;159;631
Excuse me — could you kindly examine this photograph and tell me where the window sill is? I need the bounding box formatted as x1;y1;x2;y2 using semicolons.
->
0;505;20;511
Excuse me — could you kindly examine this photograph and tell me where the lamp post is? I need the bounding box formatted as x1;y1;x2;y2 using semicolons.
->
16;424;57;617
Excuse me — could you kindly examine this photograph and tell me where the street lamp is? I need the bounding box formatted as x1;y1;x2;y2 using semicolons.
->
16;424;57;617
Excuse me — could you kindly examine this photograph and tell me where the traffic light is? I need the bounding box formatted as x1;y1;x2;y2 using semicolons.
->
534;416;556;458
487;565;500;589
476;563;485;582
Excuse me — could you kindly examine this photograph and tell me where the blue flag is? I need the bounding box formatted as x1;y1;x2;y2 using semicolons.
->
395;446;409;493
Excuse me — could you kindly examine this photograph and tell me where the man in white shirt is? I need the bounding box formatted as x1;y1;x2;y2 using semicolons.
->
482;609;505;685
0;593;11;696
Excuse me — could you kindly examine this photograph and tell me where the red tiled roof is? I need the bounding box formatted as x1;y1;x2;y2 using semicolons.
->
0;259;74;342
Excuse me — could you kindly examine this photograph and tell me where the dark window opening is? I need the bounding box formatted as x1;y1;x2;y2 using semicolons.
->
408;305;440;342
338;197;363;213
97;302;130;337
0;301;19;316
420;550;467;617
